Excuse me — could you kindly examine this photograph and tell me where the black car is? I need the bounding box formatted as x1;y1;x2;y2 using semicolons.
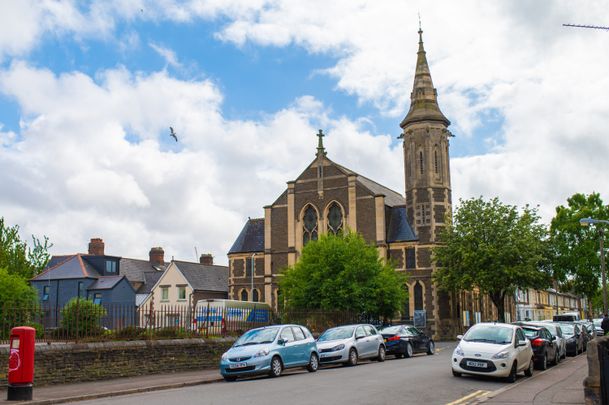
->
559;323;584;356
379;325;434;358
520;325;559;370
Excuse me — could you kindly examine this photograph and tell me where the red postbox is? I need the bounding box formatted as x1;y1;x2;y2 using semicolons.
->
7;326;35;401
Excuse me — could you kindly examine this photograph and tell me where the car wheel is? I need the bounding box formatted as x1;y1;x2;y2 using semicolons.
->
377;345;386;362
506;362;517;383
346;348;358;367
536;353;547;370
306;353;319;372
223;376;237;382
524;357;534;377
404;342;413;358
452;369;461;377
269;356;283;378
554;349;560;365
426;341;435;355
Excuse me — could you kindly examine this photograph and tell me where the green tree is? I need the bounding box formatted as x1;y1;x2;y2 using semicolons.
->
433;197;551;322
279;232;407;319
0;217;52;279
0;267;39;337
60;298;107;338
549;193;609;308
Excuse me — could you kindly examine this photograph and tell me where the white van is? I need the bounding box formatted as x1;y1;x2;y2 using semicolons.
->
553;312;580;322
193;299;271;334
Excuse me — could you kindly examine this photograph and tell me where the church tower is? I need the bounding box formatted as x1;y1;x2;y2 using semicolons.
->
400;26;454;338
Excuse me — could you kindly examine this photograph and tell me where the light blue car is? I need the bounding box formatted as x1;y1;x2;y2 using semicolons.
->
219;324;319;381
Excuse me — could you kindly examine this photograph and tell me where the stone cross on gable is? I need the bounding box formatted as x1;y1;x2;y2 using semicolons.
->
316;129;326;157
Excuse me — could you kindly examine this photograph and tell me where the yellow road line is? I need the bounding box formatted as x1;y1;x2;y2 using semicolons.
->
446;390;491;405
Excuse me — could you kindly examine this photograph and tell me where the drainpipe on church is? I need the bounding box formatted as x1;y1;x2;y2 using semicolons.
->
250;253;255;301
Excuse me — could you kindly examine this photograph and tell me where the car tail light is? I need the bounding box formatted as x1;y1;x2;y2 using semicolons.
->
532;338;543;347
387;336;401;342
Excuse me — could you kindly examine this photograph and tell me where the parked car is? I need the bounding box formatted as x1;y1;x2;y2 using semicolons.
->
316;324;386;366
577;320;595;340
451;322;534;383
379;325;435;358
558;323;584;356
519;325;560;369
593;318;604;337
219;324;319;381
515;322;566;360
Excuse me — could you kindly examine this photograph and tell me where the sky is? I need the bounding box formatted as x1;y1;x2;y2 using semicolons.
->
1;0;608;265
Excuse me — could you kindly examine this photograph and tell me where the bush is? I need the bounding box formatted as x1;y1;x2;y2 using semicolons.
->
60;298;107;338
113;326;148;340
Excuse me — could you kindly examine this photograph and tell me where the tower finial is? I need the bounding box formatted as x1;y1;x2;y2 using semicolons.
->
418;13;424;48
316;129;326;157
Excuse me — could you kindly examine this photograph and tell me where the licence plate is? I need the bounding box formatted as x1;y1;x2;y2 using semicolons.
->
466;360;487;368
228;362;247;369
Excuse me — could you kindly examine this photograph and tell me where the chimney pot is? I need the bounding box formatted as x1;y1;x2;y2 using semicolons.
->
200;253;213;266
149;247;165;267
88;238;105;256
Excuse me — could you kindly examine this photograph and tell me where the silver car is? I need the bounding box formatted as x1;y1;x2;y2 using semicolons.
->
317;324;386;366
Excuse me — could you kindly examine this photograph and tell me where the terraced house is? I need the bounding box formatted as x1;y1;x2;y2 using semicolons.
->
227;28;478;339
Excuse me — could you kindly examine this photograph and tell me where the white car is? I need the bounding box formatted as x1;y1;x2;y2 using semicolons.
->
452;323;534;383
316;324;386;366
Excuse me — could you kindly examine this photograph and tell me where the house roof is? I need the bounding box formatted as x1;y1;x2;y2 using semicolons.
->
88;275;125;290
120;258;166;283
138;271;164;294
228;218;265;254
174;261;228;292
386;206;418;243
32;254;101;281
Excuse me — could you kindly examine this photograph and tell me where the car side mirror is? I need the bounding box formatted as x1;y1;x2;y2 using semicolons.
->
551;336;556;341
277;338;286;346
517;340;527;347
456;335;463;340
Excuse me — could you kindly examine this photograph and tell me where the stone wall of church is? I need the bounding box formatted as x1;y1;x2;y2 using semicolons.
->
271;206;288;252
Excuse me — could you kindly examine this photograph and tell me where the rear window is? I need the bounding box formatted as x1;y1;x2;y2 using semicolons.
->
522;328;540;338
380;326;403;334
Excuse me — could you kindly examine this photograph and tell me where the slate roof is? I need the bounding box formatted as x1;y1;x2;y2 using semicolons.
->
120;258;166;283
138;272;164;294
228;218;265;254
332;161;404;207
88;275;125;290
32;254;101;281
386;206;418;243
175;261;228;292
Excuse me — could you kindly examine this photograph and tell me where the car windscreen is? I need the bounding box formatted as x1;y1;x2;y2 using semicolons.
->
379;326;402;334
318;326;355;341
560;324;575;335
463;325;513;344
234;327;280;347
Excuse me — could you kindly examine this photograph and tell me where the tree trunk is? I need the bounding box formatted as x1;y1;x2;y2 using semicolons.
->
489;291;506;323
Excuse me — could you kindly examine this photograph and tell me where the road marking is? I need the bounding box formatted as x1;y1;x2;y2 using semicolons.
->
445;390;491;405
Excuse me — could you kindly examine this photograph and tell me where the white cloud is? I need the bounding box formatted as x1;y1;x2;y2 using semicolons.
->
149;43;182;68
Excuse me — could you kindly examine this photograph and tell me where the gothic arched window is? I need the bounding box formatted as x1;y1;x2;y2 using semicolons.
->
240;289;248;301
252;289;259;302
434;149;439;174
414;282;423;310
303;205;318;245
419;151;424;175
327;202;343;235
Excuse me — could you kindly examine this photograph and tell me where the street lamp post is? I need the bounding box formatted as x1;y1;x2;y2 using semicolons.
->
579;217;609;316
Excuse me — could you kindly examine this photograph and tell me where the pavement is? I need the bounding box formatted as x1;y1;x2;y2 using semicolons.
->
0;350;588;405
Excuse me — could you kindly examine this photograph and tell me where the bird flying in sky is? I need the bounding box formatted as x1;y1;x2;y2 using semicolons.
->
169;127;178;142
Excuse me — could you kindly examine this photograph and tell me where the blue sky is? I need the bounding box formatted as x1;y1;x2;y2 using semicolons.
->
0;1;608;262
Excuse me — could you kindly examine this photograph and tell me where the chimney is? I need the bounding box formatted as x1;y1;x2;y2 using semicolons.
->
200;254;213;266
149;247;165;267
88;238;105;255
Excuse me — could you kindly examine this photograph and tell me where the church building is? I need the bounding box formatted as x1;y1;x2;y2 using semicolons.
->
228;28;462;338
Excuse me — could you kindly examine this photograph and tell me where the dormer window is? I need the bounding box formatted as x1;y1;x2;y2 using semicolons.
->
105;260;117;274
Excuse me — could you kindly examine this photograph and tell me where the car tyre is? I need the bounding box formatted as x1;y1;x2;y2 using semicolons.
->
506;362;517;383
404;342;413;358
306;353;319;372
346;348;358;367
554;349;560;365
269;356;283;378
223;376;237;382
376;345;386;362
452;369;461;377
426;341;435;355
536;352;548;370
524;358;534;377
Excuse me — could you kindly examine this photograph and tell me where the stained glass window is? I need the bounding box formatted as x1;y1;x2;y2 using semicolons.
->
303;205;318;245
327;202;343;235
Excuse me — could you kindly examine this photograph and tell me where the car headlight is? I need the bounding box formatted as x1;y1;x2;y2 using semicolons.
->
331;344;345;352
492;350;509;360
221;352;229;360
253;349;270;358
454;346;464;356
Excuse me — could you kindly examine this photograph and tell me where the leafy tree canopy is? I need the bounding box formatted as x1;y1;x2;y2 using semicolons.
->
0;267;39;336
0;217;52;279
549;192;609;301
433;197;550;322
279;232;407;319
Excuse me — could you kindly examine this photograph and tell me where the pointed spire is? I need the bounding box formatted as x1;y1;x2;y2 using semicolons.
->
400;26;450;129
316;129;326;157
